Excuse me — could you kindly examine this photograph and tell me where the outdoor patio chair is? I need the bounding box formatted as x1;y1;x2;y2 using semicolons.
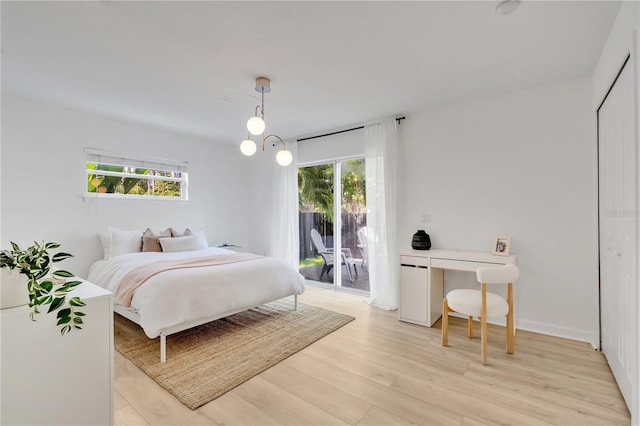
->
310;229;358;282
357;227;368;269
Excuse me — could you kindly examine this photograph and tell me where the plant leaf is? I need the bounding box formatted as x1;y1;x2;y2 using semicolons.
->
54;281;80;295
60;325;71;335
52;269;74;278
39;280;54;293
37;295;52;305
51;252;73;263
57;316;71;325
72;317;83;325
56;307;71;319
66;280;82;288
45;242;61;250
68;297;86;307
74;311;86;317
47;297;66;313
33;269;48;280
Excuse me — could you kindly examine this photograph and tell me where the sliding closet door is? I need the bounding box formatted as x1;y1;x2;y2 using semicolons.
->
598;56;638;411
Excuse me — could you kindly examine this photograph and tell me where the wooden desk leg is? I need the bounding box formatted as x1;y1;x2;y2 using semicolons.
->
506;282;514;354
468;316;474;338
431;268;444;326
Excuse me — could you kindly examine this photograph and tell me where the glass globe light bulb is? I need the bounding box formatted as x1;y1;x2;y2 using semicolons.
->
247;116;265;136
240;139;257;156
276;149;293;166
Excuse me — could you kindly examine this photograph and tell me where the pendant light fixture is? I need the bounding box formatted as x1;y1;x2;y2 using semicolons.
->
240;77;292;166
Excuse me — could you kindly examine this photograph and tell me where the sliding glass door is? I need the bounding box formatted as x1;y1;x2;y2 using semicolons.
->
298;158;369;293
339;159;368;291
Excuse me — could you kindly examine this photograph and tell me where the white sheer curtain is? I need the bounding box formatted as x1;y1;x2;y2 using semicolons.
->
364;119;398;310
269;141;299;269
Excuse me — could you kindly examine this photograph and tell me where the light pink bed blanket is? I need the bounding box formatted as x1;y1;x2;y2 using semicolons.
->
116;253;261;307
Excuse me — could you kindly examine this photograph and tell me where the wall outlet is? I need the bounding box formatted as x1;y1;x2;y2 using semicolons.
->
420;213;431;224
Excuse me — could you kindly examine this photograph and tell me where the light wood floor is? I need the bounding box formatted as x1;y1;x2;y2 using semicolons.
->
114;285;630;426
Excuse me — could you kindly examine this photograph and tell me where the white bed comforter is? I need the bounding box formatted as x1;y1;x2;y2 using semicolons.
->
87;247;305;338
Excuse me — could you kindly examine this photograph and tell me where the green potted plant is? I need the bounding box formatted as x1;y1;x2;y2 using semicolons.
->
0;241;86;335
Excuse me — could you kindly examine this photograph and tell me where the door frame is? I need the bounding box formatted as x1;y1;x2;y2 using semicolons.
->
298;155;368;293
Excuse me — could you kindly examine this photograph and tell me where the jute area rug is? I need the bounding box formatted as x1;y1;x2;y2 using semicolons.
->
115;299;355;410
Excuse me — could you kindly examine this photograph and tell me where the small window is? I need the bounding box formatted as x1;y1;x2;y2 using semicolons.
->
85;148;188;200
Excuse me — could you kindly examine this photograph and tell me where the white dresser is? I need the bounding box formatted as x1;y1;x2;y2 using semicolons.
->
399;249;517;327
1;281;113;426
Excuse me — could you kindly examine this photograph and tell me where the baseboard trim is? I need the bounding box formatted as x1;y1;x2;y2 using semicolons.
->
517;319;598;349
448;313;598;349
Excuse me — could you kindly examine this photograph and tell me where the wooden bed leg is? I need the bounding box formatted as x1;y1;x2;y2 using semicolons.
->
294;294;298;311
161;334;167;363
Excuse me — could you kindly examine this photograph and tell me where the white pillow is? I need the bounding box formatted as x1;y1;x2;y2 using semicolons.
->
184;228;209;249
108;227;143;258
99;233;110;260
159;235;202;253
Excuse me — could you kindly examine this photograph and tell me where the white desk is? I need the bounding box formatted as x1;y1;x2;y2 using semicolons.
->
398;249;517;327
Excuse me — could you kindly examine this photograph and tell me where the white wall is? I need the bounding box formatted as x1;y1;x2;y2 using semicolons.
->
592;1;639;107
245;142;280;257
298;128;364;165
398;78;597;344
1;94;252;278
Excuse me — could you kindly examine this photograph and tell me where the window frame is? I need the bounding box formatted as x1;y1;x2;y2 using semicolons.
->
85;148;189;201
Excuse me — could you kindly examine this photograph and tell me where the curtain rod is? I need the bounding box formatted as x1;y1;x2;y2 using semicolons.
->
297;116;405;142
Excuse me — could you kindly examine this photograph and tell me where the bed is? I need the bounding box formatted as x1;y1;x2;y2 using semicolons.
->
87;246;306;362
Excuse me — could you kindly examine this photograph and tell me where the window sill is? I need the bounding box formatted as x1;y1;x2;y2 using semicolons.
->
81;194;190;202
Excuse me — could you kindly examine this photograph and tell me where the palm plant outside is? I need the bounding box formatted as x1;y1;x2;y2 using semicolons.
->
297;160;366;219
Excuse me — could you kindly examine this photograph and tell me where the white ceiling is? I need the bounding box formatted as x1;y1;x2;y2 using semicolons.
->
1;1;621;144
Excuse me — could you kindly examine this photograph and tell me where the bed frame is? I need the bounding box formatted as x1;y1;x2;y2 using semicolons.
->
114;294;298;362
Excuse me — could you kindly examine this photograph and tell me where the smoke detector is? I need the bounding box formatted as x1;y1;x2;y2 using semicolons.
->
495;0;520;16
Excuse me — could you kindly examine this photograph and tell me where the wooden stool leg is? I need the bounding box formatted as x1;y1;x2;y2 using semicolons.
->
506;282;515;354
506;312;514;354
468;316;474;338
441;298;449;346
481;284;488;365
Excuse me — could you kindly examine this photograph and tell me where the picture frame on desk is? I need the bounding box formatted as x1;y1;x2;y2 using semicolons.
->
492;236;511;256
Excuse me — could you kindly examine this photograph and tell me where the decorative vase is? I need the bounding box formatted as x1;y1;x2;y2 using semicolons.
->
1;268;29;309
411;230;431;250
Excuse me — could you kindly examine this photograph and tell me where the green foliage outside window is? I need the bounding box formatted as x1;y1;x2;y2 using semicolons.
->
87;162;183;198
340;160;366;214
298;163;334;220
297;159;366;222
